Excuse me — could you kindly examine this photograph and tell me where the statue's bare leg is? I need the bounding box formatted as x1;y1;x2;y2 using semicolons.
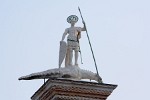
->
75;49;78;66
68;47;73;66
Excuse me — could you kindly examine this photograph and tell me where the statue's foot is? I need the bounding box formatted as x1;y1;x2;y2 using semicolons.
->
74;64;79;67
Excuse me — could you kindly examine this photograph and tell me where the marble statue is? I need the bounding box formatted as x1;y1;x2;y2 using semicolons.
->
60;15;86;67
18;15;103;83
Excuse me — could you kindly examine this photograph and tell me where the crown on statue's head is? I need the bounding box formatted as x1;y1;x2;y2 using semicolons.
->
67;15;78;23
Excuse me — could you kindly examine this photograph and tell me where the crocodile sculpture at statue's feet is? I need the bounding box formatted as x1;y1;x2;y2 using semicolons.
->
19;65;103;83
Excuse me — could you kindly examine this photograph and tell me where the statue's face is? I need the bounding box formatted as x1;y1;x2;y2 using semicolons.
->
70;21;76;25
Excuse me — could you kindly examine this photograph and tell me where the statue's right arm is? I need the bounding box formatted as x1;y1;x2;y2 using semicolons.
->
61;28;68;41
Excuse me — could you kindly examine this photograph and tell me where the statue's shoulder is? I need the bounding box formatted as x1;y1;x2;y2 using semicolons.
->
64;28;69;32
75;27;82;31
65;28;69;30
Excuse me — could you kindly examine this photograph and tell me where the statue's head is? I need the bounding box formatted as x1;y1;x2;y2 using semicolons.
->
67;15;78;25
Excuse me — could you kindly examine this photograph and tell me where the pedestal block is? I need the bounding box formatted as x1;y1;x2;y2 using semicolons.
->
31;79;117;100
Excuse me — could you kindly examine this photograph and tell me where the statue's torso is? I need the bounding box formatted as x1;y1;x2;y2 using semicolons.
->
66;27;82;41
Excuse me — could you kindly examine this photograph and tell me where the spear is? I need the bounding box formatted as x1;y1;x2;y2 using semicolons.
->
78;7;100;76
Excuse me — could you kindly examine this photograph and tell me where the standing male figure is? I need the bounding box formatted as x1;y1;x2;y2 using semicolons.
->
61;15;86;67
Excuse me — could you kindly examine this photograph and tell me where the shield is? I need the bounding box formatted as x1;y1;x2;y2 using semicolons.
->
59;41;67;68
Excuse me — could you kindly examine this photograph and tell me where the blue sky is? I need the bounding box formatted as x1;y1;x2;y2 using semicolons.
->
0;0;150;100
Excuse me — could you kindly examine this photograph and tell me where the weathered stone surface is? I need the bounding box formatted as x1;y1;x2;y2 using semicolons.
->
31;78;117;100
19;66;102;83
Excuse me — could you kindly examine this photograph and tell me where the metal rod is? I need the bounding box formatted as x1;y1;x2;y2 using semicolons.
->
79;48;83;64
78;7;99;76
77;33;83;64
44;78;45;84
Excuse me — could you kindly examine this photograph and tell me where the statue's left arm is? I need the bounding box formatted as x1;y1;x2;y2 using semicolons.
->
81;21;86;31
77;22;86;39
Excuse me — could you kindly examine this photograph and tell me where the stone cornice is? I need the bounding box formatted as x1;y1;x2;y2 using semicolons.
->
31;78;117;100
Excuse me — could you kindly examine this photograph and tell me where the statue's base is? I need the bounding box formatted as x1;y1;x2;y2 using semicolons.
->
31;78;117;100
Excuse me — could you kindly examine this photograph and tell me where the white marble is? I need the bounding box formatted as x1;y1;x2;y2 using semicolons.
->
60;15;86;67
19;65;102;83
19;15;102;83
